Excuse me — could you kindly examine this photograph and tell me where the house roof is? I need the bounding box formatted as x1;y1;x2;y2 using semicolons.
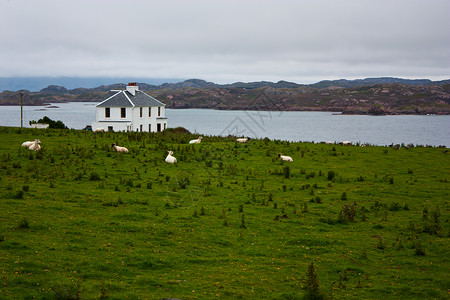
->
96;90;165;108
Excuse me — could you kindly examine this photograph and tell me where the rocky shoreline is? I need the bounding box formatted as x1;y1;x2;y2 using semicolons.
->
1;79;449;115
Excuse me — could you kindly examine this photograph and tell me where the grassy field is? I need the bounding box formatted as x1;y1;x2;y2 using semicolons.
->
0;127;449;299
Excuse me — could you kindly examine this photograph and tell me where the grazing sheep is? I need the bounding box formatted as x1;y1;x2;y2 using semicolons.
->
236;137;250;143
94;128;105;133
340;141;352;146
165;151;177;164
189;136;203;144
22;139;40;148
111;143;128;153
278;153;293;162
28;139;41;151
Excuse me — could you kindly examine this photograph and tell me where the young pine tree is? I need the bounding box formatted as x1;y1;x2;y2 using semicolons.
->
304;262;325;299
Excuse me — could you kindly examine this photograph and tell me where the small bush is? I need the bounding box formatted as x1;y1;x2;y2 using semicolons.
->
377;236;386;250
337;202;357;223
18;217;29;229
327;170;336;181
414;239;426;256
283;166;290;178
15;190;24;199
303;262;325;299
240;214;246;229
89;172;101;181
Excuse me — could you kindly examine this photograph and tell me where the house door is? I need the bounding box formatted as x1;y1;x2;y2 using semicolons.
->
157;123;161;132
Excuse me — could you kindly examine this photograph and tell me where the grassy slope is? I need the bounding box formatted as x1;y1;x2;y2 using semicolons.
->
0;127;449;299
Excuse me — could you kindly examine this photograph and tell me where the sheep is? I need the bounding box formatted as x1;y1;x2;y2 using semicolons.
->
94;128;105;133
22;139;40;148
340;141;352;146
111;143;128;153
278;153;293;162
236;137;251;143
28;139;41;151
189;136;203;144
165;151;177;164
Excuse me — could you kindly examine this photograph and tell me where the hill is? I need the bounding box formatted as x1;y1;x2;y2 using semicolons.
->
0;127;449;298
1;78;450;115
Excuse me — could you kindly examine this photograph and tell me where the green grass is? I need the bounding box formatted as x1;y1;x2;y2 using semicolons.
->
0;126;449;299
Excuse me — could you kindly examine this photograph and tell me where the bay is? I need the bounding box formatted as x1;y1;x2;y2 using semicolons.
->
0;102;448;147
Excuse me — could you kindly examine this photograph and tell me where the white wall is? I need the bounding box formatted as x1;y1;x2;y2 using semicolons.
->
93;106;167;132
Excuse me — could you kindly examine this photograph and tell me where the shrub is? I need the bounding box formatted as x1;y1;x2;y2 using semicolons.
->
89;172;101;181
377;236;386;250
240;214;246;229
423;205;443;235
18;217;29;229
15;190;24;199
327;170;336;181
303;262;325;299
337;202;357;223
30;116;67;129
340;192;347;201
414;239;426;256
283;166;290;178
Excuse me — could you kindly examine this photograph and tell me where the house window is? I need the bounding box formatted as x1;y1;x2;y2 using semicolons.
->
140;125;143;132
149;107;151;117
158;107;161;117
149;124;151;132
157;123;161;132
164;123;166;130
105;107;110;118
140;107;143;118
121;108;126;118
108;126;113;132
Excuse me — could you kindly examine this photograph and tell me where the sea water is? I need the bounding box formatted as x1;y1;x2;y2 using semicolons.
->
0;102;448;146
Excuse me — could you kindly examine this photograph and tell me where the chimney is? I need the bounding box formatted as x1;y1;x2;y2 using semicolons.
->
126;82;138;96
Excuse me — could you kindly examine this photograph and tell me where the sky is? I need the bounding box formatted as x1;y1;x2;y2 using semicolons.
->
1;0;449;85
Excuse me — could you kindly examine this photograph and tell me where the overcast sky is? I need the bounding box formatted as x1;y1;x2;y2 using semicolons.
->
1;0;449;84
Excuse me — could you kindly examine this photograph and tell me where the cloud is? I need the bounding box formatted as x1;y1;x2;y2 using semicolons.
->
1;0;449;83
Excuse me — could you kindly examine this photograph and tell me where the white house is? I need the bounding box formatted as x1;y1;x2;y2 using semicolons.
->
92;83;167;132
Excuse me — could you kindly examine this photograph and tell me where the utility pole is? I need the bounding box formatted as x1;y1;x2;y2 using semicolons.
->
20;92;23;129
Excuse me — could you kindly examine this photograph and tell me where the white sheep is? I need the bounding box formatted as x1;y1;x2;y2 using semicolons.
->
94;128;105;133
165;151;177;164
236;137;250;143
111;143;128;153
28;140;41;151
340;141;352;146
22;139;40;148
278;153;293;162
189;136;203;144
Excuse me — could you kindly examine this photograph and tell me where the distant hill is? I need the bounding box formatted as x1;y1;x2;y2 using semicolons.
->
1;77;449;115
0;77;185;92
1;76;450;92
311;77;450;89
